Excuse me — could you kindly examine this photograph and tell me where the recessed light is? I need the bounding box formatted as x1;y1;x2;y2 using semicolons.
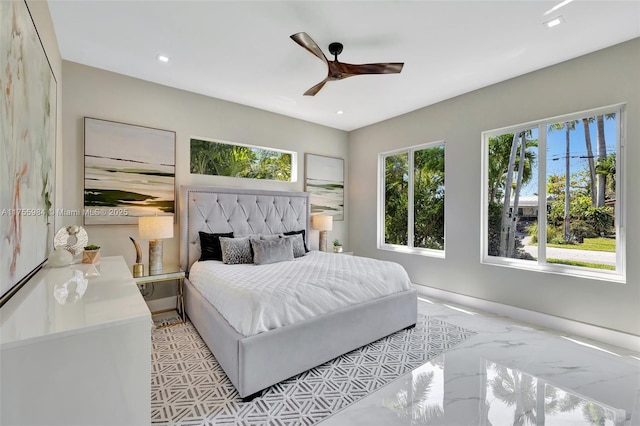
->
156;54;169;63
545;16;565;28
543;0;574;16
336;110;344;115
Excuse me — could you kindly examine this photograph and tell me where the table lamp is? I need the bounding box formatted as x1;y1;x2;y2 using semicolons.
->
312;215;333;252
139;215;173;275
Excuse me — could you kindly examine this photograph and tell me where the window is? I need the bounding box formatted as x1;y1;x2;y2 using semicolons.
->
190;138;296;182
482;105;625;281
379;142;445;255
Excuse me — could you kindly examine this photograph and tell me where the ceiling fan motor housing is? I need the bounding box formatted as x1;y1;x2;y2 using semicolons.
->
328;42;343;58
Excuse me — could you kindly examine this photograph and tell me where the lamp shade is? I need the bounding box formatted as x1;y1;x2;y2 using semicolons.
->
312;215;333;232
139;216;173;239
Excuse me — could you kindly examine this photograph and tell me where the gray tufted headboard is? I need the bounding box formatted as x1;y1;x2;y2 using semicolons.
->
180;185;310;273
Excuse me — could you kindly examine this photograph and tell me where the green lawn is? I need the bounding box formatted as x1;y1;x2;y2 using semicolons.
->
538;237;616;252
546;258;615;270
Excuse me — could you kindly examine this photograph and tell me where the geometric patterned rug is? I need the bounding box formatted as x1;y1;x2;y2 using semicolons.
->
151;314;475;425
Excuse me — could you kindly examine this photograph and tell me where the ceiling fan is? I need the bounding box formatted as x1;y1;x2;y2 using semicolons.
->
290;32;404;96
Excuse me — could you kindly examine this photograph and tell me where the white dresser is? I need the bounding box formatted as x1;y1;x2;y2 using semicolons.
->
0;256;152;425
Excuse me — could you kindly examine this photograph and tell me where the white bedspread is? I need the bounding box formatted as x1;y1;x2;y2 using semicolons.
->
188;251;413;336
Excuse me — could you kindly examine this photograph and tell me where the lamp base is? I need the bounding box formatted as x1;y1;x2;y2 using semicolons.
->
319;230;328;252
133;263;144;278
149;239;163;275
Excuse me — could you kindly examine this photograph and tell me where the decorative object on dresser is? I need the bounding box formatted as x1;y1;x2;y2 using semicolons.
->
48;247;73;268
333;238;343;253
81;245;101;264
0;0;57;306
139;215;173;275
312;214;333;252
83;117;176;225
129;237;144;277
53;225;89;257
304;153;344;220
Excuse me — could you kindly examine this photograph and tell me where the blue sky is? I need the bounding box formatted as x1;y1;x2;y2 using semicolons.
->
519;116;617;196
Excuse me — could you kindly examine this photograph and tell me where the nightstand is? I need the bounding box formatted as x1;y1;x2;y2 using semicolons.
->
133;265;186;323
336;251;353;255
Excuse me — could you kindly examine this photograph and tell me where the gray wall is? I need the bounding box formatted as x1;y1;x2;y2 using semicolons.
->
348;39;640;336
61;62;349;300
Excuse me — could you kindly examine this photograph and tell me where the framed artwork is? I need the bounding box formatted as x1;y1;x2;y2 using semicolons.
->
305;154;344;221
0;0;57;305
84;118;176;225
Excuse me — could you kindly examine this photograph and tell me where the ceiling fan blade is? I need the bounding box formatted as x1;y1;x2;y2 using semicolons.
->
303;79;328;96
338;62;404;77
290;32;328;65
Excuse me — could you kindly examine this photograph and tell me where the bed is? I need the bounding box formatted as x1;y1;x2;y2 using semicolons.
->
179;185;417;399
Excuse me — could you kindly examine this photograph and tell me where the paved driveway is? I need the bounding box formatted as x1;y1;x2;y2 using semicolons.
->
521;238;616;266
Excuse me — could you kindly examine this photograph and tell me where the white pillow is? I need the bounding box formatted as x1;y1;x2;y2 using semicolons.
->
251;237;294;265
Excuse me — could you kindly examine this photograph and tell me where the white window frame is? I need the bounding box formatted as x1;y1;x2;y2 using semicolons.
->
378;141;446;258
190;136;298;182
481;104;626;283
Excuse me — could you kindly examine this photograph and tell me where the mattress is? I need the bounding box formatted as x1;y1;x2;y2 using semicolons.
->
188;251;413;337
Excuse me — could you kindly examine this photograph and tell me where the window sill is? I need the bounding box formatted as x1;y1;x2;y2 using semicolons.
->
378;244;445;259
482;256;625;284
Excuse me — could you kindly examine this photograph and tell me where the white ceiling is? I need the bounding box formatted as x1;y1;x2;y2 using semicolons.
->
48;1;640;131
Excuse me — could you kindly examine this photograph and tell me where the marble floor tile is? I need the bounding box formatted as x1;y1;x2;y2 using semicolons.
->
320;297;640;425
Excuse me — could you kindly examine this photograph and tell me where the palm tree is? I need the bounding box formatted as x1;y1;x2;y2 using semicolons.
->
414;146;445;250
487;133;536;258
385;154;409;245
596;115;607;207
595;153;616;197
489;363;572;426
582;118;596;206
499;133;520;257
549;121;577;240
490;364;538;425
596;113;617;206
384;370;445;424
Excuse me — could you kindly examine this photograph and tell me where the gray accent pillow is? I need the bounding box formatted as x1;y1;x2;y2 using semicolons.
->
235;233;260;240
251;237;294;265
283;234;306;258
219;237;253;264
260;233;283;241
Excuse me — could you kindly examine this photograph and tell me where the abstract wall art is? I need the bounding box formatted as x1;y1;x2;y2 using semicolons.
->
304;153;344;221
0;0;57;304
84;118;176;225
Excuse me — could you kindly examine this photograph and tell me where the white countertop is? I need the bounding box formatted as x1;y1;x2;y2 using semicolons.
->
0;256;151;349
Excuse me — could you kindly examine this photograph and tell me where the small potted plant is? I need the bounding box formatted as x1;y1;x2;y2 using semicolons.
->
332;239;343;253
82;244;101;264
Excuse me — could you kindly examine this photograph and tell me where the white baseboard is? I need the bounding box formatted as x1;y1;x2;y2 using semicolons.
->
146;296;177;314
414;284;640;352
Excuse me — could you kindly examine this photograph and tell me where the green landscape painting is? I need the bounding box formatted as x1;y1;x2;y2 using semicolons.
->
84;118;175;225
305;154;344;221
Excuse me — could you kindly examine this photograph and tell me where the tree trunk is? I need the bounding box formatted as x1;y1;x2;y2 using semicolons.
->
513;371;525;426
509;134;526;257
564;123;571;241
582;118;596;206
500;133;519;257
596;115;607;207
